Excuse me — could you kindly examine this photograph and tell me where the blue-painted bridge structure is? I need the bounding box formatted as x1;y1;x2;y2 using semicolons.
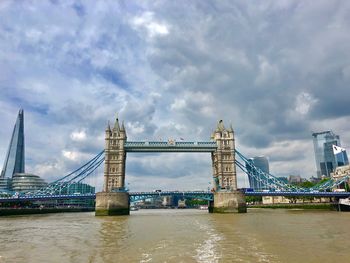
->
1;190;350;203
2;140;349;203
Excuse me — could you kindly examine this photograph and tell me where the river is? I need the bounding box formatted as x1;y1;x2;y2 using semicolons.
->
0;209;349;263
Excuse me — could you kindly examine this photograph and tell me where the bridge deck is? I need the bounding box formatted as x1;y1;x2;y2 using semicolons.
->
124;141;217;152
1;191;350;203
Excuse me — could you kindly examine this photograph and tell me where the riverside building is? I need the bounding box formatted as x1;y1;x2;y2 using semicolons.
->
312;131;349;177
11;173;47;193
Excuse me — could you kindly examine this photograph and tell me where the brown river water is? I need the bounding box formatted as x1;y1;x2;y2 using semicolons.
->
0;209;349;263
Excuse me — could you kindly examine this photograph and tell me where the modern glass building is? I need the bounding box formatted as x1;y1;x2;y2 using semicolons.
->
312;131;349;177
11;173;47;193
245;156;269;190
1;109;25;179
334;148;349;168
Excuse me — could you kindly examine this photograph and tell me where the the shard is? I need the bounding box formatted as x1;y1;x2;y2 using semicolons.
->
1;109;25;178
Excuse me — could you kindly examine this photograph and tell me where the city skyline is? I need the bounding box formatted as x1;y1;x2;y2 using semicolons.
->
1;1;350;190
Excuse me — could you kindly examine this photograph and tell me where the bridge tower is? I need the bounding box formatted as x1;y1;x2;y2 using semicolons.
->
210;120;246;213
103;117;126;191
96;116;130;216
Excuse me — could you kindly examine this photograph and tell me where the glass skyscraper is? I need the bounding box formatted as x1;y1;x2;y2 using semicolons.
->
1;109;25;178
245;156;269;190
312;131;349;178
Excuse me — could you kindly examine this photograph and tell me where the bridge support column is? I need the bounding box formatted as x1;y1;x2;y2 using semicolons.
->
95;192;129;216
209;191;246;213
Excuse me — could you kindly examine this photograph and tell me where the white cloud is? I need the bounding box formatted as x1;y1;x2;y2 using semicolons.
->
295;92;318;115
70;130;87;141
127;121;145;134
32;161;62;178
61;150;91;162
25;28;43;42
255;56;279;85
131;12;169;38
170;98;186;110
62;150;79;161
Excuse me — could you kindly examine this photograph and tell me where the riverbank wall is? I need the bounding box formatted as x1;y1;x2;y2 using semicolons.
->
248;203;336;210
0;207;94;216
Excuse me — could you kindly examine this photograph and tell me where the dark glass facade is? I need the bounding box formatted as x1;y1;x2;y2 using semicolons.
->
335;151;349;167
1;109;25;179
312;131;348;177
246;156;269;190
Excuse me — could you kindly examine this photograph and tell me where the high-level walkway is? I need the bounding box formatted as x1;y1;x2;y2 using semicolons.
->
124;141;217;152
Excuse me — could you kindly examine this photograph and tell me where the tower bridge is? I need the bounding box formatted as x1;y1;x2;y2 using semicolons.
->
96;117;246;216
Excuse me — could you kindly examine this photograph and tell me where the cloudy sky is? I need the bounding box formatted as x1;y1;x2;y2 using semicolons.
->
1;1;350;191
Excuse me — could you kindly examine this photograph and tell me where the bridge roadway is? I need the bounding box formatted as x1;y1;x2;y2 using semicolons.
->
124;141;217;152
1;191;350;203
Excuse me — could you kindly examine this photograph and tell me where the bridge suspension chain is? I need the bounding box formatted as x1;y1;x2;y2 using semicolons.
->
28;150;105;196
235;149;348;192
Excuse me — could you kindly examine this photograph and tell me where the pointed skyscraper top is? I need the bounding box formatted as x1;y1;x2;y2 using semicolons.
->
1;109;25;178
